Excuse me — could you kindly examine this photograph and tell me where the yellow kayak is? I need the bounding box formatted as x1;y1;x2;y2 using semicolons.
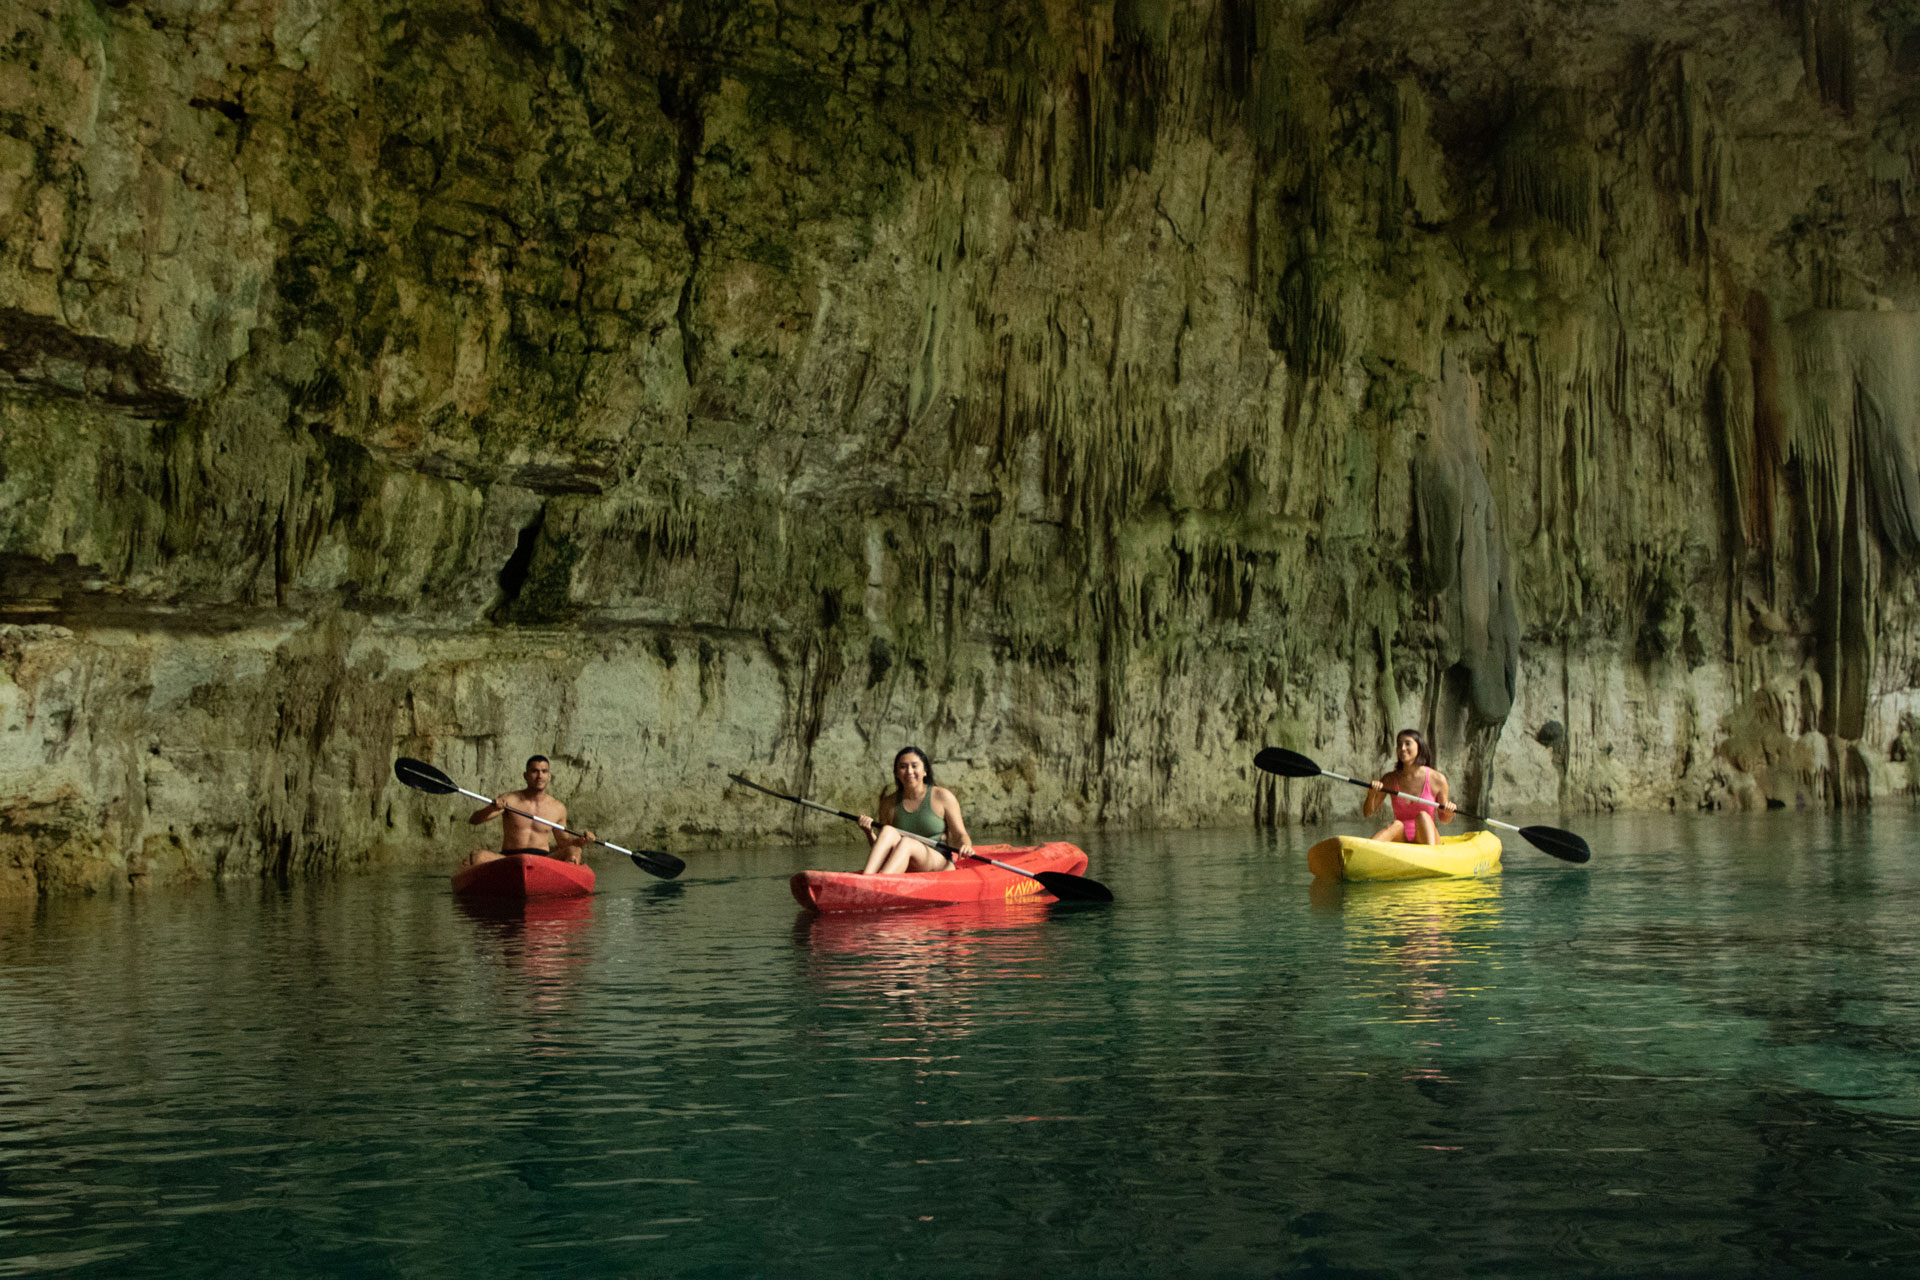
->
1306;829;1503;881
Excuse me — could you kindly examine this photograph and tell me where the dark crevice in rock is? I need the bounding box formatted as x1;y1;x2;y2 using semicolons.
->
491;508;547;625
187;96;246;122
0;553;107;622
508;464;607;496
0;309;190;418
186;95;250;147
481;0;547;62
660;71;708;393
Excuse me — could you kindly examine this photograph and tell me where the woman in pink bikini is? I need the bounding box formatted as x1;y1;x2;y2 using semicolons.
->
1360;728;1456;844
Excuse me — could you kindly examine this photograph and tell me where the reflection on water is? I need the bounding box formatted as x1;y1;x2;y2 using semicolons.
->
791;903;1071;1082
797;900;1061;965
2;815;1918;1277
1334;876;1504;1031
458;891;596;933
456;894;597;1020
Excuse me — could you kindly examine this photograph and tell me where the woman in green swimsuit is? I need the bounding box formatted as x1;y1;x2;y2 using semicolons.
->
857;746;975;874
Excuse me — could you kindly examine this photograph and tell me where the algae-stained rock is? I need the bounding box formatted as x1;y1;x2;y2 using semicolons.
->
6;0;1920;893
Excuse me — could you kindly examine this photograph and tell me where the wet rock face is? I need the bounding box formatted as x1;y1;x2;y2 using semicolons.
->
4;0;1920;894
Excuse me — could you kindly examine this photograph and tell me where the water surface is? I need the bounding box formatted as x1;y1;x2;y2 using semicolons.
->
3;810;1917;1276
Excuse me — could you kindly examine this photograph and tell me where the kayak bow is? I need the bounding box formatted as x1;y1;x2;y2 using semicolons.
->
452;853;597;899
1306;829;1502;882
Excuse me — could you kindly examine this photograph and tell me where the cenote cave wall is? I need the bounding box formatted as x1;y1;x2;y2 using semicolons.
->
6;0;1920;895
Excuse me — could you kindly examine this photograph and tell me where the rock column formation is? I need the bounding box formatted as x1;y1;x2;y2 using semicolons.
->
5;0;1920;895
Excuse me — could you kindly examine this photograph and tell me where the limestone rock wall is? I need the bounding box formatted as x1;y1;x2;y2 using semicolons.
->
6;0;1920;895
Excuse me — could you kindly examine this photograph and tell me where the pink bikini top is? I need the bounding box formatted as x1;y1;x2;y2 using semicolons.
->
1389;768;1434;824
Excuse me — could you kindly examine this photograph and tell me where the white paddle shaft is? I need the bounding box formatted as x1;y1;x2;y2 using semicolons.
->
458;783;640;858
1319;767;1520;835
866;815;1043;880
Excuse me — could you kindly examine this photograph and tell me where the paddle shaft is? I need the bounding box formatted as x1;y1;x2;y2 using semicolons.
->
729;774;971;856
777;791;865;825
731;773;1066;882
1251;745;1589;864
457;782;646;861
854;823;1038;883
1317;766;1525;836
873;825;1114;903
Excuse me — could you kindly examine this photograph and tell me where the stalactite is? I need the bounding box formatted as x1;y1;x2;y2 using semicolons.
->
1775;309;1920;744
1412;351;1520;730
1791;0;1857;114
1639;51;1728;271
1710;320;1757;560
1494;95;1598;247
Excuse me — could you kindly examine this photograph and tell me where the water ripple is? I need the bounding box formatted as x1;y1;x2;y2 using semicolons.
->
1;820;1918;1275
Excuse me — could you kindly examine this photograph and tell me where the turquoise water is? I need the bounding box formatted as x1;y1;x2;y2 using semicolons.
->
2;811;1917;1276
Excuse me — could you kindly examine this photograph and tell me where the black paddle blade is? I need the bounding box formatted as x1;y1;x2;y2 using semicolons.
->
1253;746;1322;779
394;757;458;795
1520;825;1592;864
627;848;687;880
1035;871;1114;904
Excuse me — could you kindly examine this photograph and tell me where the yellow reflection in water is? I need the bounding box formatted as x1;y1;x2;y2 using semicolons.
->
1322;876;1506;1041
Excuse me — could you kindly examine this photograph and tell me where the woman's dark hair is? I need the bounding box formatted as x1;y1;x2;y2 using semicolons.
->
893;745;934;786
1394;729;1433;769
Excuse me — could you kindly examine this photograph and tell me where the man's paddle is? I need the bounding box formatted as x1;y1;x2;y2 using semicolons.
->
1253;746;1592;864
728;772;1114;903
393;757;686;880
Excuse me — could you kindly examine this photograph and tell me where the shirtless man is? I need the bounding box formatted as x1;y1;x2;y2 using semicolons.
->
460;755;596;867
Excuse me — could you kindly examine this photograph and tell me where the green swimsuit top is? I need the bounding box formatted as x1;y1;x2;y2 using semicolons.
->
890;790;947;840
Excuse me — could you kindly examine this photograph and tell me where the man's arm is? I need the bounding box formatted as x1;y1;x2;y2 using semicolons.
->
469;794;506;825
550;804;596;853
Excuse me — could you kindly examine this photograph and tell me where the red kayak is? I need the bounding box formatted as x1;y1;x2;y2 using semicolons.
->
452;853;596;899
790;842;1088;912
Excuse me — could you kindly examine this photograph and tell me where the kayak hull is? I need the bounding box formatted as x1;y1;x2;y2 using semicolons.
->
1307;830;1502;882
452;853;596;899
791;842;1089;912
